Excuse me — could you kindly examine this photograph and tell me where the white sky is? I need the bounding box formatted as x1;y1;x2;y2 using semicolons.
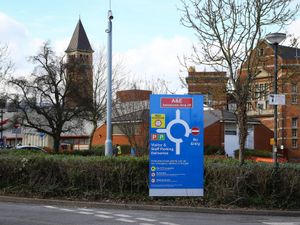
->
0;1;300;93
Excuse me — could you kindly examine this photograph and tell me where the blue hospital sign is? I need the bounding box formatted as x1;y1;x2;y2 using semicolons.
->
149;94;204;196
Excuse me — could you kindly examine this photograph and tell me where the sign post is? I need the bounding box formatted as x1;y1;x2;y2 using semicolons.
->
149;94;204;196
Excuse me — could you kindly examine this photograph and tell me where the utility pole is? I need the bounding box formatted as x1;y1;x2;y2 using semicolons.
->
105;1;113;156
0;109;4;147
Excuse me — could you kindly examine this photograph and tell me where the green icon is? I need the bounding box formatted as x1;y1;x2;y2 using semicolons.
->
158;134;165;140
151;166;156;171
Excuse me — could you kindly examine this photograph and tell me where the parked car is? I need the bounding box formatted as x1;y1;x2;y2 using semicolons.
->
15;145;47;153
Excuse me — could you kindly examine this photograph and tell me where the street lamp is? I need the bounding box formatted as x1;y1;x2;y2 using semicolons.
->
105;1;113;156
265;32;286;167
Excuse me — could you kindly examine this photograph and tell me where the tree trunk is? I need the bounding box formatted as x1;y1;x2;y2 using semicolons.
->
89;122;97;150
236;103;248;166
53;135;61;153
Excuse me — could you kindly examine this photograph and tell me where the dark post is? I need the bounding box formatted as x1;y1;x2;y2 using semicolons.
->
273;43;278;167
0;109;3;147
265;32;286;167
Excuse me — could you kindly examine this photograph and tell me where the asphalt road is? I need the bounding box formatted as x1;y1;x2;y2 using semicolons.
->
0;201;300;225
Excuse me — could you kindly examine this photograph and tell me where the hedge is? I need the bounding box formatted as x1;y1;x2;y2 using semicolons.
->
0;151;300;209
234;149;272;158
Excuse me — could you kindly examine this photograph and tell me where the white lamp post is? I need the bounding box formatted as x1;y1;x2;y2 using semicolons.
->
265;32;286;167
105;2;114;156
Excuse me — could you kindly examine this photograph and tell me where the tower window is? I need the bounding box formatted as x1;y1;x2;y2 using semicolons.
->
259;48;264;56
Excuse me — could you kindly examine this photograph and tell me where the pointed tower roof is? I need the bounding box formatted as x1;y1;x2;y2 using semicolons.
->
65;19;94;53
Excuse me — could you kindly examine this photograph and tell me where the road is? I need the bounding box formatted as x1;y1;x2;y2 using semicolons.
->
0;201;299;225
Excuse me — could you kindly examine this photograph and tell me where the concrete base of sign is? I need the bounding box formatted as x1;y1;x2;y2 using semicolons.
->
149;188;203;197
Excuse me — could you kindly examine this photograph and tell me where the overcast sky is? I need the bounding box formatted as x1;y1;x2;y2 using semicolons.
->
1;1;300;93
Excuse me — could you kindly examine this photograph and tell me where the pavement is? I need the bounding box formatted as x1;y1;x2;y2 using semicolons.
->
0;195;299;217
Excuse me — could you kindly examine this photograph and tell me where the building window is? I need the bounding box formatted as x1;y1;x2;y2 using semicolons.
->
259;84;265;100
292;95;297;104
203;94;212;106
254;83;268;101
259;48;264;56
292;139;298;149
255;84;259;99
292;129;298;138
224;123;237;135
292;83;298;93
292;117;298;149
292;117;298;128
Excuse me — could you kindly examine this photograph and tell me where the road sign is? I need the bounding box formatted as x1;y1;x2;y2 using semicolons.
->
149;94;204;197
191;127;200;136
268;94;285;105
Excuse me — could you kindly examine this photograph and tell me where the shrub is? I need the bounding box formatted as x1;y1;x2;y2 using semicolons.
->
120;145;131;155
234;148;272;159
0;151;300;209
57;145;105;156
204;145;225;155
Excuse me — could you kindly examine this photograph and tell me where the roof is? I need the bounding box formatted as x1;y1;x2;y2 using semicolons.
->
270;44;300;60
65;19;93;53
110;108;260;127
112;109;149;123
204;109;260;128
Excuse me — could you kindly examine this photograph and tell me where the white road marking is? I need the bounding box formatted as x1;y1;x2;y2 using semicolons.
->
44;206;58;209
95;214;114;219
263;223;299;225
95;210;112;214
136;218;157;222
77;208;94;212
59;208;75;212
139;223;156;225
116;218;136;223
114;213;132;217
160;222;181;225
77;211;94;215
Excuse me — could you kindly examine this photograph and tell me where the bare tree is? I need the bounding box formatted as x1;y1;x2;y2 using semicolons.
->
112;79;169;155
8;43;86;152
180;0;299;164
0;44;13;104
85;48;127;149
112;90;150;155
0;44;13;79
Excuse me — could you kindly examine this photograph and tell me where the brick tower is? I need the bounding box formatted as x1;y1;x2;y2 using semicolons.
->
186;67;228;109
65;19;94;108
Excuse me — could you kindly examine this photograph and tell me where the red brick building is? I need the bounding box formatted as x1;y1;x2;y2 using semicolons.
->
186;41;300;158
186;67;228;109
204;109;272;156
247;41;300;155
92;89;151;151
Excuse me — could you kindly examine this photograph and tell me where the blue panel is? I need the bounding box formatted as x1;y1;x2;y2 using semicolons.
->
149;94;204;196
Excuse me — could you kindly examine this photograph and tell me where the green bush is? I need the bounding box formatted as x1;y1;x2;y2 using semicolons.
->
0;153;148;199
55;145;105;156
204;145;225;155
234;149;272;159
0;151;300;209
120;145;131;155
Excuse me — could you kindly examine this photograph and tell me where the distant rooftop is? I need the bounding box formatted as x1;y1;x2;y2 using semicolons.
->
270;44;300;60
65;19;93;53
